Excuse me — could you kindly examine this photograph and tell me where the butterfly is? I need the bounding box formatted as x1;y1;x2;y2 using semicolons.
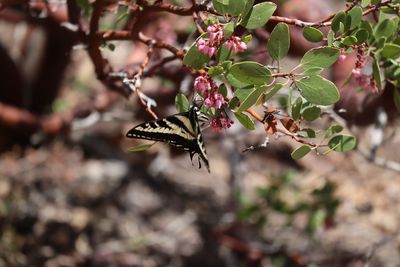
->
126;105;210;172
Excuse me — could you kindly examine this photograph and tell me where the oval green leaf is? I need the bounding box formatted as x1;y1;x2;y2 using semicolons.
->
229;61;271;85
303;27;324;43
374;19;396;39
325;125;343;138
291;97;303;120
128;143;155;152
291;145;312;159
265;83;284;101
348;6;362;30
237;86;266;112
268;22;290;61
241;2;277;30
302;106;321;121
234;112;256;130
300;47;340;70
332;11;346;33
175;93;190;112
227;0;246;16
297;75;340;105
328;135;357;152
212;0;228;14
382;44;400;58
355;29;369;45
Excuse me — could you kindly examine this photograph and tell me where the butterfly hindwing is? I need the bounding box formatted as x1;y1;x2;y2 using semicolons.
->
126;106;210;172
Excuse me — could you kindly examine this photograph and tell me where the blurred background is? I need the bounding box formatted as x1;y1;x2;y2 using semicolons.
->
1;0;400;266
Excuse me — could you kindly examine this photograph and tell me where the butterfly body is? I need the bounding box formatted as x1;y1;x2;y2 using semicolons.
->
126;106;210;172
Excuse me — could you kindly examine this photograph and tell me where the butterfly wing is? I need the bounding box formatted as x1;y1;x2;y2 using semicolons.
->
126;106;210;172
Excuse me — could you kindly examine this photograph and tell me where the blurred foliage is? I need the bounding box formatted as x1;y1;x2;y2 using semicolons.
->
236;171;340;234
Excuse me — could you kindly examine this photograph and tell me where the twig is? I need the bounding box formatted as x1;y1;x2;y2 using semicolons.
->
357;148;400;173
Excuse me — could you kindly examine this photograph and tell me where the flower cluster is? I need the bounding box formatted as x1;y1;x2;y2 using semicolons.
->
352;69;378;92
194;75;224;109
196;23;247;57
193;75;233;131
210;115;234;132
351;44;378;92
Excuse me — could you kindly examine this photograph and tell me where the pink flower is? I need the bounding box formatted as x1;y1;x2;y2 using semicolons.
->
196;38;217;57
210;115;234;132
352;68;362;78
338;48;347;63
194;75;211;95
207;24;223;46
338;54;347;63
204;92;225;109
225;36;247;54
352;69;379;93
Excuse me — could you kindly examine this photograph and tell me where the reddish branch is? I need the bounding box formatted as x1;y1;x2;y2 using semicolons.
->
0;92;119;135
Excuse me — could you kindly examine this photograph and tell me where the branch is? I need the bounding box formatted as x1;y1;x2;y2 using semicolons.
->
0;92;119;134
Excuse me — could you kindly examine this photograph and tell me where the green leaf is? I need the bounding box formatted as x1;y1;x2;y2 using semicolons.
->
242;34;252;44
355;29;369;45
342;35;358;46
238;86;266;112
394;89;400;112
219;84;228;98
241;0;255;18
361;20;373;42
241;2;277;30
297;75;340;105
291;145;312;159
325;125;343;138
327;30;335;46
372;58;382;90
361;0;371;8
213;0;228;14
226;72;250;88
348;6;362;30
229;97;240;109
128;143;155;152
265;83;284;101
234;86;254;102
223;22;235;38
234;112;256;130
332;11;346;33
208;66;224;77
183;37;210;69
227;0;246;16
229;61;271;85
302;106;321;121
300;67;323;75
291;97;302;120
300;47;340;70
175;93;190;112
382;44;400;58
303;128;316;138
374;19;396;39
328;135;357;152
303;27;324;43
268;22;290;61
217;44;233;63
